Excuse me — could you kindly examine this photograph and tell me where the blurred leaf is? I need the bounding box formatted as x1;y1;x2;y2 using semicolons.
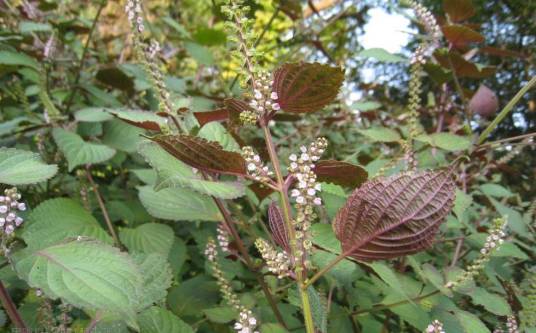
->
315;160;368;188
453;189;473;219
96;66;134;92
120;223;175;256
351;101;381;112
455;309;490;333
167;275;219;317
138;306;194;333
358;127;401;142
193;27;226;46
102;119;145;153
52;128;116;171
273;62;344;114
138;185;221;222
480;184;512;198
74;107;115;122
107;109;168;131
0;50;40;70
443;0;476;22
203;307;237;324
434;49;495;78
358;48;406;62
468;288;511;316
0;147;57;185
416;133;472;151
19;21;52;33
185;42;214;66
442;24;484;47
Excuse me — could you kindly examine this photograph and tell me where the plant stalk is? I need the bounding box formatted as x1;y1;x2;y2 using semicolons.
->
477;75;536;145
261;124;316;333
211;195;288;329
85;166;121;247
0;280;27;331
303;250;350;289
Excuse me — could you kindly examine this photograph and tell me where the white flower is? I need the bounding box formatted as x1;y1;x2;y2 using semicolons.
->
272;103;280;111
270;92;278;100
313;197;322;206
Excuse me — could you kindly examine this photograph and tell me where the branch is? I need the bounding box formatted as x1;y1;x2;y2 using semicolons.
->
0;281;27;331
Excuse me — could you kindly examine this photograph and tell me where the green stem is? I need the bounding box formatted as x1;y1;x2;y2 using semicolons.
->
303;250;349;289
261;125;315;333
477;75;536;145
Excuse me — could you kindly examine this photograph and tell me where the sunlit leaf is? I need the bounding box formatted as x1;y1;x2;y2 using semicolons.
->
272;62;344;114
358;48;406;63
333;169;456;260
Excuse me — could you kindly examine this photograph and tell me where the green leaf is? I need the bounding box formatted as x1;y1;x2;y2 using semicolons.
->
102;119;145;153
138;141;245;199
421;263;452;296
133;253;173;309
308;286;327;333
119;223;174;256
21;198;113;250
455;309;491;333
489;197;527;234
15;239;142;326
260;323;288;333
358;48;406;62
203;306;237;323
358;127;401;142
138;185;222;222
416;133;472;151
480;184;513;198
138;306;194;333
19;21;52;33
351;101;381;112
106;109;168;131
453;189;472;219
366;262;410;301
185;42;214;66
74;107;115;122
52;128;116;171
311;223;341;253
0;50;40;70
0;148;57;185
197;122;240;152
468;288;511;316
167;275;220;317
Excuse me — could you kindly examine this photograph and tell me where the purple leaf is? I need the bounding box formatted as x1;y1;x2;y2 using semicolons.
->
268;202;290;252
333;169;456;261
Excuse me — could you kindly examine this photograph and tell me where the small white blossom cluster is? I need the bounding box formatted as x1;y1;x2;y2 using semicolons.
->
425;320;445;333
242;146;273;182
0;188;26;235
147;40;161;59
125;0;144;33
249;71;280;115
408;0;442;64
205;239;218;262
255;238;291;279
288;138;327;267
234;309;259;333
506;315;519;333
446;217;507;289
217;224;230;253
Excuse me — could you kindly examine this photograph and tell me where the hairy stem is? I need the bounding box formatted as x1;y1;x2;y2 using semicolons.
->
85;166;121;247
261;124;315;333
0;281;27;331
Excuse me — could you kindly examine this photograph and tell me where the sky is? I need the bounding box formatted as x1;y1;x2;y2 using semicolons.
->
359;7;412;54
